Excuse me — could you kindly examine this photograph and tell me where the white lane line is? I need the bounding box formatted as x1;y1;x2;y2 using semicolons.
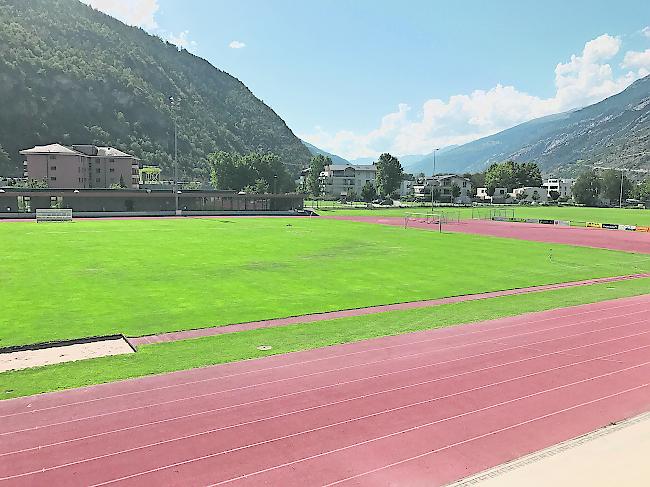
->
3;313;648;436
322;384;649;486
5;343;649;483
3;296;646;418
5;326;650;458
90;362;650;487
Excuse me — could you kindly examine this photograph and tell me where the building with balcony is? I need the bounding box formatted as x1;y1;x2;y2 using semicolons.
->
20;143;140;189
413;174;473;204
319;163;377;198
543;178;575;199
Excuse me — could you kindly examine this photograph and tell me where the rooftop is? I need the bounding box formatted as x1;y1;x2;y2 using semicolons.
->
20;144;138;159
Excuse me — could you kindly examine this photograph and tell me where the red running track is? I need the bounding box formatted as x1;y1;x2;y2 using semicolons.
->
326;216;650;254
1;294;650;486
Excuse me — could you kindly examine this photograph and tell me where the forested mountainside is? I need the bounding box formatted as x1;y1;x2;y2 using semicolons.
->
0;0;311;179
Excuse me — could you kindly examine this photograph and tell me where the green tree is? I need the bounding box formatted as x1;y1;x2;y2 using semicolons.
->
548;190;560;201
360;180;377;202
0;145;10;170
208;151;291;192
601;169;632;204
306;155;330;196
632;178;650;201
515;162;543;187
485;161;542;195
375;153;403;196
485;161;516;195
254;178;270;194
573;170;601;206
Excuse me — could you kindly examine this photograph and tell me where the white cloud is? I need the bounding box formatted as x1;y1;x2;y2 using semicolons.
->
229;40;246;49
167;30;197;50
642;26;650;38
81;0;159;29
622;49;650;70
301;33;644;160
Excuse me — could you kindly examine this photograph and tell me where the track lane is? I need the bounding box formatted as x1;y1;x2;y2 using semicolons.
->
1;295;649;486
1;303;647;437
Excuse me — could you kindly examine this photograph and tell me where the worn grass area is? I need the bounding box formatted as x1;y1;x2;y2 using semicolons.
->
1;217;649;348
1;277;649;400
319;205;650;226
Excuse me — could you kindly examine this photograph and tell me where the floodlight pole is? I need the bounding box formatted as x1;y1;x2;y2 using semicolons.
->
619;169;624;208
170;96;179;214
431;148;439;209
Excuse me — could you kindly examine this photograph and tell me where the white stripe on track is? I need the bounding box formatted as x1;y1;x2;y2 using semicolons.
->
321;384;649;486
4;341;649;482
91;363;650;486
3;296;647;418
3;312;648;436
4;326;650;458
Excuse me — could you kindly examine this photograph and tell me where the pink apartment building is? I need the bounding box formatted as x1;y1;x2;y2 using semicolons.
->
20;143;140;189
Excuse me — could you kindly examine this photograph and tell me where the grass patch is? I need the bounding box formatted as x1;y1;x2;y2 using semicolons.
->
1;217;649;348
1;276;649;400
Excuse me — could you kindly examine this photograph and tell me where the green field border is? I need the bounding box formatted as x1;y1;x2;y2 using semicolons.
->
2;277;649;400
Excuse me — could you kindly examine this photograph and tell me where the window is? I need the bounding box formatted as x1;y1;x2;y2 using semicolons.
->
96;178;101;183
78;178;82;183
96;168;100;173
50;166;57;171
50;176;57;181
462;181;467;188
49;155;57;160
109;168;115;173
17;196;31;212
50;196;63;209
109;158;115;163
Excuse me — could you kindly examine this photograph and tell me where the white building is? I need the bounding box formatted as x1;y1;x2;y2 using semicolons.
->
543;178;575;199
413;174;473;204
319;163;377;198
512;186;548;203
476;187;511;203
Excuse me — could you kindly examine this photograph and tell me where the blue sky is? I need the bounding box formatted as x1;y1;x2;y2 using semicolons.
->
84;1;650;159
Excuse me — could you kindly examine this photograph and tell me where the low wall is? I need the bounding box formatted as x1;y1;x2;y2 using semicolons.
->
0;209;308;220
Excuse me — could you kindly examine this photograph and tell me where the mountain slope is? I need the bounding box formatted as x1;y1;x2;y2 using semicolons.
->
433;76;650;175
302;141;349;165
0;0;311;178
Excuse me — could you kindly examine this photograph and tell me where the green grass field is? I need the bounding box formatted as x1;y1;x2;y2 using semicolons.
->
2;276;649;399
1;217;649;348
317;205;650;226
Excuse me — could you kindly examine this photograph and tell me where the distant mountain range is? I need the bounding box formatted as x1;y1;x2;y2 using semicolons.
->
302;141;350;165
306;75;650;177
422;75;650;176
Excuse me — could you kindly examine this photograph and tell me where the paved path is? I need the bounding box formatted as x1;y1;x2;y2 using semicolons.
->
1;294;649;486
129;273;650;346
454;410;650;486
326;216;650;254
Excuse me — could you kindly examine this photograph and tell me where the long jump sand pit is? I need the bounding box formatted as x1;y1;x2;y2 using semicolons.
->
0;336;135;372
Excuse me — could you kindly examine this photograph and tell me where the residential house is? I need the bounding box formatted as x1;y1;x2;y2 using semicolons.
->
512;186;548;203
319;163;377;198
20;143;140;189
413;175;473;204
543;178;575;199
